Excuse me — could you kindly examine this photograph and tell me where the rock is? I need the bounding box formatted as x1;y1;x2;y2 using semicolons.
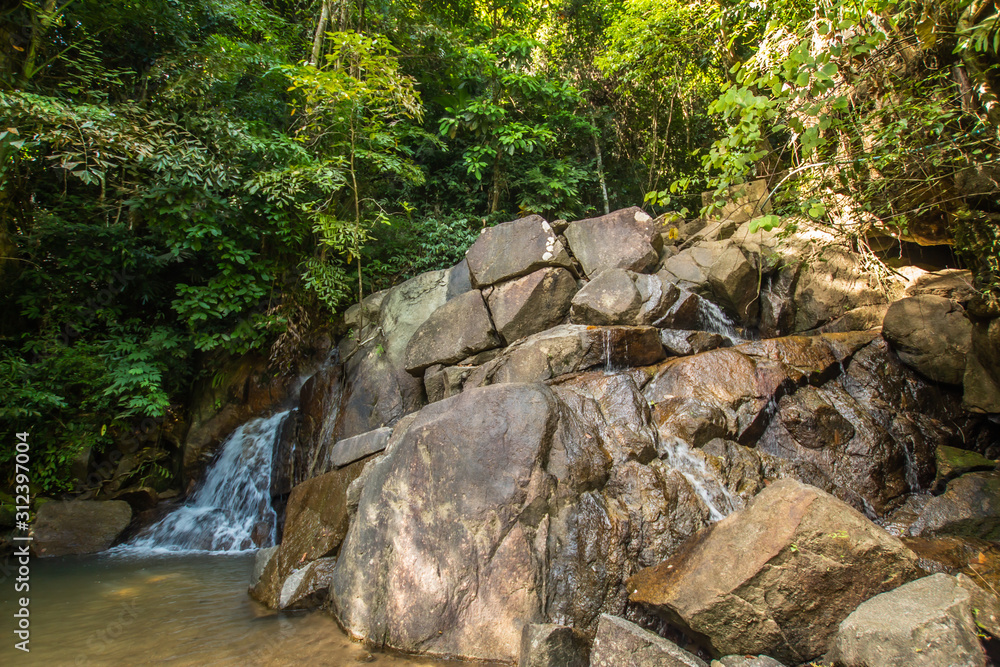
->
964;314;1000;413
651;397;728;447
707;244;758;323
634;273;680;324
882;295;972;384
277;557;338;610
570;269;643;325
711;657;785;667
656;290;708;330
906;268;978;304
628;479;922;664
252;545;278;586
935;445;996;492
830;573;985;667
956;573;1000;640
701;180;770;223
329;427;393;468
111;486;159;512
659;330;729;356
809;303;888;334
518;624;590;667
423;364;473;403
344;289;389;329
251;458;369;609
466;324;666;388
777;386;855;450
487;267;578;344
909;471;1000;540
404;289;501;374
465;215;573;287
660;251;710;293
564;208;659;278
447;258;473;299
31;500;132;557
590;614;708;667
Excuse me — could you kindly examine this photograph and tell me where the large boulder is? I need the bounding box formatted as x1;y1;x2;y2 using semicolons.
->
31;500;132;557
564;208;659;278
590;614;707;667
706;244;758;323
570;269;643;325
518;624;590;667
465;215;573;287
404;289;501;374
251;458;369;609
628;479;922;664
830;573;985;667
905;268;978;303
466;324;665;388
486;267;578;345
964;310;1000;413
882;295;972;384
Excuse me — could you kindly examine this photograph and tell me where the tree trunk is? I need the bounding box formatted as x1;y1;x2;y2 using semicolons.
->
309;0;332;67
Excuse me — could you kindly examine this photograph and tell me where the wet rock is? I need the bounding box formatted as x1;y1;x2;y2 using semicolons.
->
700;438;828;506
777;386;855;450
111;486;159;512
660;330;729;357
518;623;590;667
830;573;985;667
465;215;573;287
570;268;643;325
909;471;1000;540
656;290;708;330
590;614;707;667
706;244;758;323
964;314;1000;413
330;427;393;468
809;303;888;334
251;458;369;609
31;500;132;557
905;268;978;304
252;545;278;586
277;557;338;610
405;289;501;374
466;324;665;388
935;445;996;492
628;479;922;664
883;295;972;384
487;267;577;344
564;208;659;278
651;397;728;447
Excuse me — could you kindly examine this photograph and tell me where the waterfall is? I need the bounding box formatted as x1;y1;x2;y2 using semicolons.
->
696;298;743;342
661;437;740;521
122;410;290;554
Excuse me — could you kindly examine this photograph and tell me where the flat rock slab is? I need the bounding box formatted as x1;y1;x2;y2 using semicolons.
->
831;573;985;667
487;267;578;345
628;479;921;664
590;614;707;667
465;215;572;287
32;500;132;557
405;289;501;374
330;426;393;468
564;208;659;278
466;324;666;387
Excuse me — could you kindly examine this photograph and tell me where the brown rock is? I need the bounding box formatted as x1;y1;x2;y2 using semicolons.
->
32;500;132;557
465;215;573;287
564;208;659;278
404;289;501;374
487;267;578;344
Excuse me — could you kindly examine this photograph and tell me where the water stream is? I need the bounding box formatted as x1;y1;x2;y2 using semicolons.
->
123;410;291;554
661;437;740;521
696;298;744;342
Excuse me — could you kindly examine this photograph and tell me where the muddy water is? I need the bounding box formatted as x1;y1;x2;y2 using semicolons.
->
0;553;452;666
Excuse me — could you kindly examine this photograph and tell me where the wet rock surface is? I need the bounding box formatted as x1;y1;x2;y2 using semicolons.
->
518;623;590;667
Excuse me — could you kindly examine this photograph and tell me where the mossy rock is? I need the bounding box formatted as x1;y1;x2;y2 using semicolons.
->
935;445;996;492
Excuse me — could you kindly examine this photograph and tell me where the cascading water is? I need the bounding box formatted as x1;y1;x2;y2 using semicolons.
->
696;298;744;342
123;410;291;553
661;436;740;521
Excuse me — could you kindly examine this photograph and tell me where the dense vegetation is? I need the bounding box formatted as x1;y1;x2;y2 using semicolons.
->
1;0;998;492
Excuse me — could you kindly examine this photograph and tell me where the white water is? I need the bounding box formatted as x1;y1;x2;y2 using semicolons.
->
122;410;290;554
697;298;743;342
662;437;740;521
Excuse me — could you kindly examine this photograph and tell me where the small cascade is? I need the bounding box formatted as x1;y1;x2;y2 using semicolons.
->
602;328;616;374
662;437;740;521
122;410;291;554
696;298;743;342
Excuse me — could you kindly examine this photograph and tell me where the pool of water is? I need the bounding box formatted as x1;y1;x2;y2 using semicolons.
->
0;552;451;666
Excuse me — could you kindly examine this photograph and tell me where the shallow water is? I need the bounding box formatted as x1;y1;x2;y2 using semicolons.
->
0;552;450;666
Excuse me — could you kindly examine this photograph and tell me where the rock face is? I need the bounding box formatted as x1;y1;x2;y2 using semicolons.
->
465;215;572;287
487;267;578;344
466;324;665;388
328;427;393;468
31;500;132;557
882;295;972;384
405;289;501;373
564;207;659;278
830;573;985;667
628;479;922;664
590;614;707;667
